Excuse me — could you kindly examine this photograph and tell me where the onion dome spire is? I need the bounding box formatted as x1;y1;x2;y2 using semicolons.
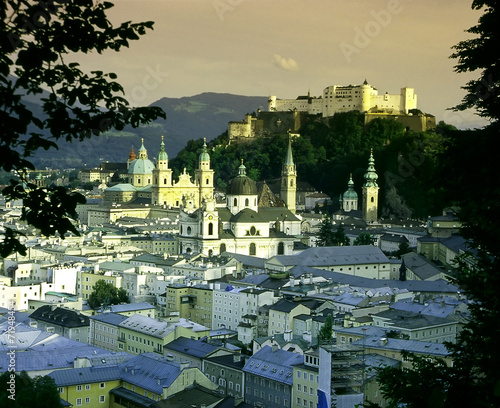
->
364;149;378;188
128;146;136;161
157;135;168;161
199;137;210;162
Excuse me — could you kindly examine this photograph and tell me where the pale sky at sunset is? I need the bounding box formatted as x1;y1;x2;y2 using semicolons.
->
79;0;489;129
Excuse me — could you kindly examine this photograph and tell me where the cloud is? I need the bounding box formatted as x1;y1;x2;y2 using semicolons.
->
273;54;299;71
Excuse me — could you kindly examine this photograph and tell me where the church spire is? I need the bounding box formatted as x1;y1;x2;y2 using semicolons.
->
364;149;378;188
280;135;297;214
284;136;295;167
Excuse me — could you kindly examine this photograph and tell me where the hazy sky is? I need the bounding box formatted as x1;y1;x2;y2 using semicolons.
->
79;0;488;129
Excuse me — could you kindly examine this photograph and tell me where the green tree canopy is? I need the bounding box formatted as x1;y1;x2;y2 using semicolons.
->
0;0;165;257
0;371;62;408
87;279;129;309
317;314;334;345
353;232;373;246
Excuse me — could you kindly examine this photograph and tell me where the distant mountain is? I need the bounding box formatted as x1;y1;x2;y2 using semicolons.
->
30;92;268;169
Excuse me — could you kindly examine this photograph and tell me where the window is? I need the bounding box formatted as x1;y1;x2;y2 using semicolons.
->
249;243;256;256
99;382;105;388
76;398;82;406
58;387;63;394
245;198;249;206
99;395;105;403
77;385;82;391
208;222;213;235
85;397;90;403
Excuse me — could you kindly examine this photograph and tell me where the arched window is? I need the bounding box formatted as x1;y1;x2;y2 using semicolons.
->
187;226;192;235
245;198;249;207
371;197;375;203
220;243;227;253
206;178;209;185
278;242;285;255
147;178;151;184
208;249;213;257
233;198;237;207
290;180;293;187
164;178;167;185
249;243;256;256
208;222;213;235
137;178;141;184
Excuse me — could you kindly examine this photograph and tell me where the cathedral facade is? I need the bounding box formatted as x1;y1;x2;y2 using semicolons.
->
104;138;214;209
178;142;302;258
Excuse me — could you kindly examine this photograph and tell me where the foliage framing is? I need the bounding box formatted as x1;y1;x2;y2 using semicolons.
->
0;0;165;257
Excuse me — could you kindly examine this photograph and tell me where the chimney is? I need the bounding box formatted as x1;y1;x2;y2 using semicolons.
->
233;354;242;363
271;344;278;353
379;337;388;346
289;277;295;288
180;361;190;371
284;330;292;342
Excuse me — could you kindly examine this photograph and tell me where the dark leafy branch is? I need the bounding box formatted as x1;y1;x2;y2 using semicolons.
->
0;0;166;257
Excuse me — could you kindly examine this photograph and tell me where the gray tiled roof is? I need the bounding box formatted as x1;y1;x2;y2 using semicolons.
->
355;336;450;357
164;337;218;358
291;265;458;293
90;312;128;325
243;346;303;385
268;245;389;268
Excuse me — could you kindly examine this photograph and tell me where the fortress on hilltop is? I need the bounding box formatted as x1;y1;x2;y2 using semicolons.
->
268;80;417;117
228;80;435;143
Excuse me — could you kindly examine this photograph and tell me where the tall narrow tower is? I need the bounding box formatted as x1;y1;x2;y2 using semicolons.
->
280;136;297;213
362;149;379;223
152;136;173;206
194;138;214;205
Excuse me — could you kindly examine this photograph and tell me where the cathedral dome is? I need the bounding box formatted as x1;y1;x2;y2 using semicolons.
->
128;139;155;175
128;158;155;175
226;161;257;196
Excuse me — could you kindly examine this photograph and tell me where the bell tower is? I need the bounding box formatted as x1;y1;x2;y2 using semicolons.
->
152;136;173;206
195;138;214;204
362;149;379;223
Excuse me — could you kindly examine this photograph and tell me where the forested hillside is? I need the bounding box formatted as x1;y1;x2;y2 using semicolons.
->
172;111;449;219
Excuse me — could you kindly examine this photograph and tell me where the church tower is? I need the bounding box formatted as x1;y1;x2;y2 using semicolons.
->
362;149;379;223
152;136;173;206
194;138;214;205
280;137;297;213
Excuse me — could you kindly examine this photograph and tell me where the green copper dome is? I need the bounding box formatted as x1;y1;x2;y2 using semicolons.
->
199;139;210;162
157;137;168;161
128;139;155;175
343;174;358;199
